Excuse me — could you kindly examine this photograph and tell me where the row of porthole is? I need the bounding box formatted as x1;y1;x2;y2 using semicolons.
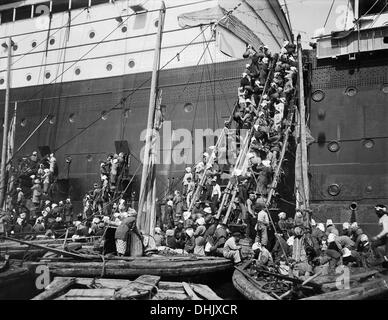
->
21;18;159;50
19;108;132;127
327;139;375;152
312;84;388;102
1;60;137;84
328;184;374;196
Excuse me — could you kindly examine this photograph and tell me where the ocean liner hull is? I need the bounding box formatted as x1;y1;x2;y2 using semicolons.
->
307;50;388;234
0;58;245;206
0;0;292;208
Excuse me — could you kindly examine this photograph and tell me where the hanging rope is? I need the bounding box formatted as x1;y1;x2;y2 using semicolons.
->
323;0;336;28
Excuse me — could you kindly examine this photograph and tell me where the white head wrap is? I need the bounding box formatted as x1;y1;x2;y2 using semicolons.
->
317;223;325;232
185;228;194;238
327;233;336;243
196;217;205;226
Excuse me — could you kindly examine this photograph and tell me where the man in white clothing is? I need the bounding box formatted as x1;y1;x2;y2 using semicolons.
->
255;204;269;247
223;232;242;264
210;177;221;213
371;204;388;262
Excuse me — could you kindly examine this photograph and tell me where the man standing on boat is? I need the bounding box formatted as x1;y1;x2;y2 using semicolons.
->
371;204;388;264
210;177;221;214
255;204;269;247
246;191;257;240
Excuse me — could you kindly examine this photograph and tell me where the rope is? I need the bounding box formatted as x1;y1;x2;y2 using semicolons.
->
130;279;159;299
369;1;388;28
323;0;336;28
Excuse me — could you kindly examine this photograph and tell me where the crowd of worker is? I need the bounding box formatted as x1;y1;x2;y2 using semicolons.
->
1;40;387;275
1;150;130;240
135;41;388;273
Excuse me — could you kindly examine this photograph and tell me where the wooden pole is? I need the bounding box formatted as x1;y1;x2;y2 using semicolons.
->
137;1;166;234
297;35;310;211
188;128;226;212
1;236;95;259
0;37;12;209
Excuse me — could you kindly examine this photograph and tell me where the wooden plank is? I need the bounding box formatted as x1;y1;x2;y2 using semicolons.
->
152;290;189;300
65;289;115;299
190;284;223;300
182;282;201;300
158;281;184;291
32;277;75;300
158;281;185;292
115;275;160;300
75;278;132;290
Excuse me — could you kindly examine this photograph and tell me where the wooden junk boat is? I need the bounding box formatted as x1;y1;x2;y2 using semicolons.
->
233;260;388;300
24;254;233;279
9;228;233;279
32;274;223;300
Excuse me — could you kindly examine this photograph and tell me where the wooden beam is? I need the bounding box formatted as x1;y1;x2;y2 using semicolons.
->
32;277;76;300
2;236;94;260
182;282;201;300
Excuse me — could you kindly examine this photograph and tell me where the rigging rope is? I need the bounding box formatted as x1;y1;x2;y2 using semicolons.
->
323;0;336;28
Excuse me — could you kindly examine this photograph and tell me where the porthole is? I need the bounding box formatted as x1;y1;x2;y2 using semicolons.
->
345;86;357;97
75;68;81;75
45;72;51;79
86;154;93;162
69;113;76;123
128;60;135;68
101;111;108;120
328;184;341;196
363;139;375;149
328;141;340;152
49;38;55;45
184;103;194;113
382;84;388;94
312;89;325;102
0;78;4;85
365;185;373;193
121;26;127;33
13;44;18;51
32;41;37;48
20;118;27;127
154;19;159;28
26;74;32;82
106;63;113;71
89;31;95;39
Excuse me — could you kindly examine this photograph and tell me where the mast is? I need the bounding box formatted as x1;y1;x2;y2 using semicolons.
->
137;1;166;236
0;37;13;209
295;35;310;211
4;101;17;211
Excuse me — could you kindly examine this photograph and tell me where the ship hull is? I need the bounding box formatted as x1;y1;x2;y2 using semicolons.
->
307;50;388;234
0;58;246;206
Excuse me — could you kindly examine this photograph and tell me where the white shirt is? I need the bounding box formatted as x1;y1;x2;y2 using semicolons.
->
211;183;221;199
257;210;269;225
377;214;388;238
223;237;240;252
